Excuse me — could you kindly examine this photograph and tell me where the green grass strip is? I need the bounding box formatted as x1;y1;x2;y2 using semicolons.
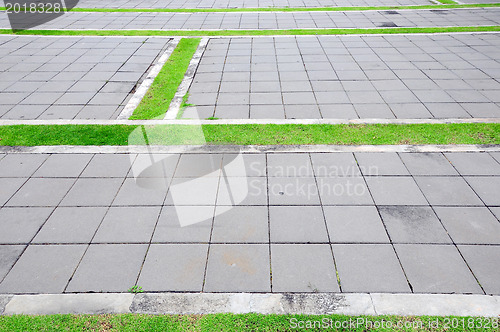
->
435;0;459;4
129;38;200;120
1;3;500;12
1;26;499;37
0;313;498;331
0;123;498;146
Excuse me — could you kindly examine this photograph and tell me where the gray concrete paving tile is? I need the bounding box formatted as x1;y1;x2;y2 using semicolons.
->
424;103;471;118
181;106;215;119
74;105;119;119
271;244;339;292
221;154;266;177
324;206;389;243
33;154;92;178
314;91;350;105
269;206;328;243
317;177;373;205
250;92;282;105
37;105;83;120
66;244;148;293
390;103;433;118
129;154;179;180
6;178;75;207
33;207;107;244
379;206;451;244
113;178;169;206
414;177;483;206
165;177;219;206
0;245;86;294
353;103;395;118
395;244;483;294
59;178;123;207
458;245;500;295
174;154;222;178
461;103;500;117
204;244;270;292
0;178;27;206
212;206;268;243
93;207;161;243
356;152;409;176
490;152;500;164
399;153;459;176
463;177;500;206
434;207;500;245
284;104;321;118
138;244;208;292
445;153;500;176
2;104;50;120
214;105;249;119
0;207;53;244
267;153;313;177
310;153;360;177
153;206;213;242
0;245;25;282
0;154;48;177
268;177;320;205
320;104;359;118
366;177;428;206
81;154;133;178
217;177;267;206
333;244;410;293
249;105;285;119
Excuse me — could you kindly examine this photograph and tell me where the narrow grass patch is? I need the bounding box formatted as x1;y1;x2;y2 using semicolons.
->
1;26;500;37
435;0;459;4
129;38;200;120
0;313;498;331
0;123;498;146
2;3;500;12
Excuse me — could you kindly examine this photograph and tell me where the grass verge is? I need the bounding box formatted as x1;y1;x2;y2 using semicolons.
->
129;38;200;120
0;123;498;146
0;313;498;331
1;26;499;37
1;3;500;12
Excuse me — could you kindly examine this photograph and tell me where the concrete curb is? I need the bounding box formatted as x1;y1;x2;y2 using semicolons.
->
0;118;499;126
0;144;499;154
0;293;499;316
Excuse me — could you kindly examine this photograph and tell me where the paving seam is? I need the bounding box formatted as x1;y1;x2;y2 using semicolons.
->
117;38;181;120
1;145;499;154
1;293;499;316
164;37;209;119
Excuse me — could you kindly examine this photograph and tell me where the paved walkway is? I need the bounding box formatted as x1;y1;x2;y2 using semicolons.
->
185;34;500;119
0;36;171;120
2;8;500;30
2;33;500;121
0;150;499;294
72;0;434;9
